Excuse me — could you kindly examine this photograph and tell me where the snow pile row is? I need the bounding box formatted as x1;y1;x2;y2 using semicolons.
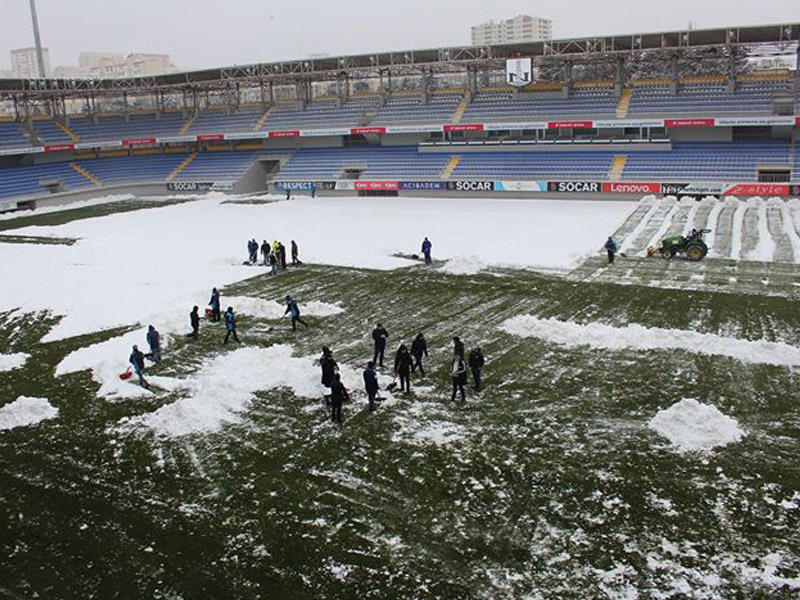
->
0;397;58;431
498;315;800;367
648;398;744;452
0;353;29;373
440;255;486;276
118;344;363;437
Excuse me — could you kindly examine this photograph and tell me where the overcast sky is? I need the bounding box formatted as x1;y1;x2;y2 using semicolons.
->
1;0;798;71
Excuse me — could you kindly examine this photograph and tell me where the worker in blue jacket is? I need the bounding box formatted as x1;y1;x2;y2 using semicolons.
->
284;295;308;331
223;307;240;344
605;237;618;264
129;345;149;388
421;237;432;265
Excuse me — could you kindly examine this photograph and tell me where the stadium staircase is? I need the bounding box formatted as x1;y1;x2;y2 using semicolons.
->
55;120;80;142
179;115;196;135
608;155;628;181
450;96;470;124
69;162;102;186
253;108;271;131
439;156;461;179
166;152;198;181
615;88;632;118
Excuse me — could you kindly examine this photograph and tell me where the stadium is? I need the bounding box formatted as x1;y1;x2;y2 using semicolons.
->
2;7;800;600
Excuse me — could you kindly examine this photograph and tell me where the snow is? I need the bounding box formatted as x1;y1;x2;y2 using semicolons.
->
499;315;800;367
729;198;746;260
0;194;633;341
225;296;344;319
648;398;744;452
118;344;363;437
619;195;659;254
440;255;486;276
0;396;58;431
0;352;29;373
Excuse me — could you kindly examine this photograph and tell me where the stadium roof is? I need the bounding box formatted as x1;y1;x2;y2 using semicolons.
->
1;22;798;98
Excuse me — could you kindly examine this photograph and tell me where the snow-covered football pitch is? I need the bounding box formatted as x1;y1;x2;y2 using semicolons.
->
1;193;799;599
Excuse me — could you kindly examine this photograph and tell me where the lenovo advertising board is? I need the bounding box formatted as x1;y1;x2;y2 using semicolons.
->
602;182;661;194
505;58;532;88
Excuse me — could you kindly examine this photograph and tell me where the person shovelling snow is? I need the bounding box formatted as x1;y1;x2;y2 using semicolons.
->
284;295;308;331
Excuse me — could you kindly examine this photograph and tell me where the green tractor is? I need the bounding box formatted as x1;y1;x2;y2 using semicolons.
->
659;229;711;261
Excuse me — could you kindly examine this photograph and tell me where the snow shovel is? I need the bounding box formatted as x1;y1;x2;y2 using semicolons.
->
385;377;398;392
119;368;133;381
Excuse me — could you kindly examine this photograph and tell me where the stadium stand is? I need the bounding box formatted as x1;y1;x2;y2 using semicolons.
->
32;119;75;143
451;150;615;180
461;90;618;123
175;150;287;182
627;83;782;117
0;161;91;198
75;154;189;184
0;120;33;148
622;141;792;180
372;95;461;125
277;146;450;180
187;107;265;134
65;113;185;142
264;97;380;130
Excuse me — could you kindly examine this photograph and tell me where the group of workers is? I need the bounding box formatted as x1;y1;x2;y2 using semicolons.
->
247;239;301;274
318;326;486;423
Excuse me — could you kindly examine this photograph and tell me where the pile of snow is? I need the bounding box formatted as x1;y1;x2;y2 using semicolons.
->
225;296;343;319
747;197;776;262
499;315;800;367
0;194;633;341
440;255;486;276
118;344;365;437
647;398;744;452
0;397;58;431
0;353;29;373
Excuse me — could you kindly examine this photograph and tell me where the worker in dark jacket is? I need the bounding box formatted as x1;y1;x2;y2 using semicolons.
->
320;346;338;403
284;295;308;330
278;242;287;269
291;240;301;265
363;361;379;412
330;373;348;423
410;333;428;376
189;306;200;338
605;237;618;264
453;336;465;357
468;346;485;392
260;240;270;265
394;344;413;393
146;325;161;364
223;307;240;344
450;354;467;402
129;345;149;388
209;287;221;322
372;323;389;367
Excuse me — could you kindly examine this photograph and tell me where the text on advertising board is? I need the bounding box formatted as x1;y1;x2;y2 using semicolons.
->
547;181;601;193
446;181;495;192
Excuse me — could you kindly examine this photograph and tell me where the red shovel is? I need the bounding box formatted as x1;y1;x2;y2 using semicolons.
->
119;368;133;381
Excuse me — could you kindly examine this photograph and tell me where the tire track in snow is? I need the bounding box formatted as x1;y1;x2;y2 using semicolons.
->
703;199;725;258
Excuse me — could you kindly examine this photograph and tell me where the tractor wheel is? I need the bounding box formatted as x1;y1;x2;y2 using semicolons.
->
686;244;705;262
660;247;673;260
